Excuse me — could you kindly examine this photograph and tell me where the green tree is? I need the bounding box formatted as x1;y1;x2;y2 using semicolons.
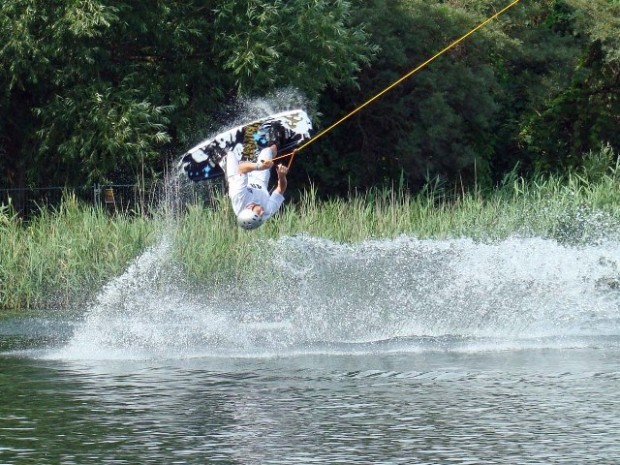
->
300;0;514;195
300;0;609;194
212;0;373;96
516;0;620;173
0;1;374;200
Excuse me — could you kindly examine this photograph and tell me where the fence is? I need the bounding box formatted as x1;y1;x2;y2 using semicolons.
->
0;179;225;221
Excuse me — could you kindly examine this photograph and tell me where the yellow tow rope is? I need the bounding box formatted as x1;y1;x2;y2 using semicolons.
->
274;0;524;168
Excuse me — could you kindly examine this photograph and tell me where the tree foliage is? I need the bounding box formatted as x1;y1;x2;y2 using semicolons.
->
301;0;619;193
513;0;620;174
0;0;373;191
1;0;618;203
302;0;514;194
213;0;373;95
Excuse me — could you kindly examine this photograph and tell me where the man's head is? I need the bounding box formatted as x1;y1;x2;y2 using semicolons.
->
237;204;266;230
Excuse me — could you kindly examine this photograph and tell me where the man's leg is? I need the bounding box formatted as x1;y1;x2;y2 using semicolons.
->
225;150;241;180
248;145;275;190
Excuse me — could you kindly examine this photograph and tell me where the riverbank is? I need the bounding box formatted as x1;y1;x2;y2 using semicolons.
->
2;170;620;311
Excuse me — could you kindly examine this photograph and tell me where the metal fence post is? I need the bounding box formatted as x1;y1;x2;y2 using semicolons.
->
93;183;101;209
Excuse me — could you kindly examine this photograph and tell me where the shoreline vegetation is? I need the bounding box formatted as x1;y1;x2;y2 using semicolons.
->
1;166;620;312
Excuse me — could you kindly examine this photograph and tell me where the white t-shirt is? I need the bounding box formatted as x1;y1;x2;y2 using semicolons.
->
226;147;285;219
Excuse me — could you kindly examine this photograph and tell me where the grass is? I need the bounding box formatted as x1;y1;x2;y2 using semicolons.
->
0;194;158;310
2;166;620;311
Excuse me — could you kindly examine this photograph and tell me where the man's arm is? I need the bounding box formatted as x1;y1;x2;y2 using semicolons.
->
238;144;277;174
238;159;273;175
274;164;288;195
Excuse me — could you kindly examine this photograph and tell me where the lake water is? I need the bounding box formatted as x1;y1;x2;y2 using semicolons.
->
2;235;620;464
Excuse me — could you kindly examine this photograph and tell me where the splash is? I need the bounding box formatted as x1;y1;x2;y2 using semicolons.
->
216;87;313;132
47;91;620;360
52;232;620;360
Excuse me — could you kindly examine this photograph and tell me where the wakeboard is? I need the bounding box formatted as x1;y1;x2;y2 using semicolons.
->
179;109;313;182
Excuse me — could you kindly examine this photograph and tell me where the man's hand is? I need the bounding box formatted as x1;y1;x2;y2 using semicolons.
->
276;164;288;177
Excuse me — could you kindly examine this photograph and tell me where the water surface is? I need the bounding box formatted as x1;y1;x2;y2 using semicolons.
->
2;235;620;464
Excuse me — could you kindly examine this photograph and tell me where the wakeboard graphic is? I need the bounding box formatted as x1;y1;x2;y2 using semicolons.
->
179;109;313;182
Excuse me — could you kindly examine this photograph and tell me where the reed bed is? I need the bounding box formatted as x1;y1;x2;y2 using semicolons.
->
2;168;620;311
174;169;620;285
0;194;158;310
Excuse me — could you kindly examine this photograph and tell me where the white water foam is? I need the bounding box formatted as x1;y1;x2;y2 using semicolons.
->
50;233;620;361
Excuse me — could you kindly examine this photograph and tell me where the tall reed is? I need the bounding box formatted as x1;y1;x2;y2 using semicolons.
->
174;170;620;284
0;194;158;310
2;166;619;311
